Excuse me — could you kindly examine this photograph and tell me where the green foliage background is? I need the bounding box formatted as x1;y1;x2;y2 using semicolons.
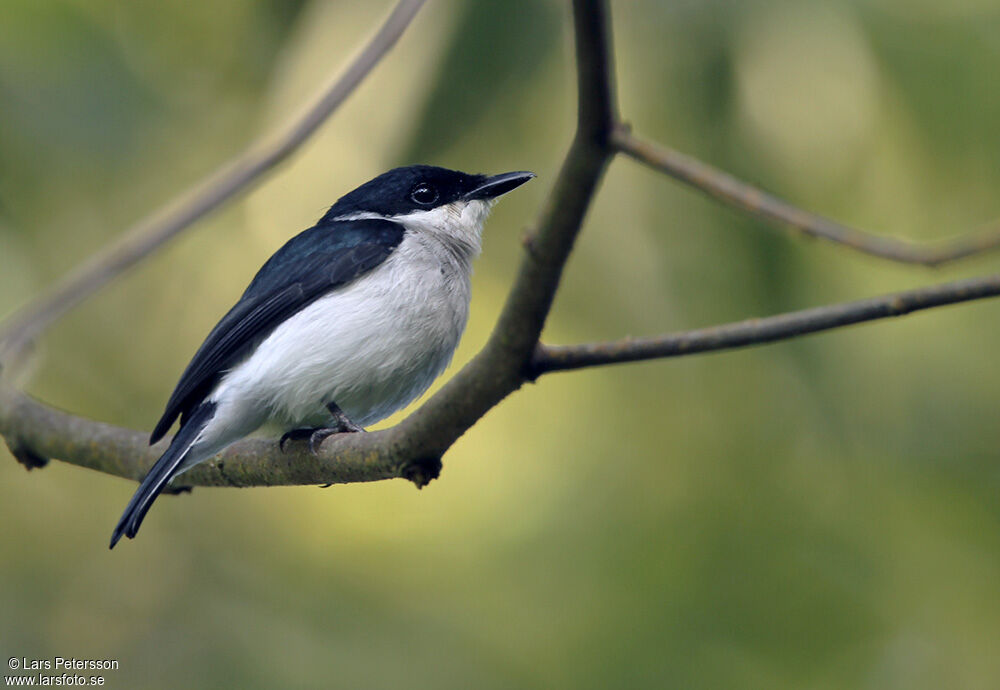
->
2;1;999;687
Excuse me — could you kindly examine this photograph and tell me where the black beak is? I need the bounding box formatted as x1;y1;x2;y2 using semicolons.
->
464;171;535;201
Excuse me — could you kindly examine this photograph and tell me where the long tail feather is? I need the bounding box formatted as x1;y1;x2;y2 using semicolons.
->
110;402;216;549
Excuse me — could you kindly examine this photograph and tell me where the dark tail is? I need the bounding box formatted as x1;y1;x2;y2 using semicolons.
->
110;402;216;549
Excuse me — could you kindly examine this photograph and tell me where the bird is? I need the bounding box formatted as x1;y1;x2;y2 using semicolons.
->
110;165;534;548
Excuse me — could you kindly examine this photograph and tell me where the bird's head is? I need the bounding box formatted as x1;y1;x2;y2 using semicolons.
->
322;165;534;252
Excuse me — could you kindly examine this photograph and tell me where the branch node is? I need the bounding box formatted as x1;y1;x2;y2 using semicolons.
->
521;227;544;262
5;437;49;471
522;344;546;382
401;456;442;489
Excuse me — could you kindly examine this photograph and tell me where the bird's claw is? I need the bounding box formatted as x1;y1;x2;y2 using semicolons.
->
308;427;340;454
279;428;319;452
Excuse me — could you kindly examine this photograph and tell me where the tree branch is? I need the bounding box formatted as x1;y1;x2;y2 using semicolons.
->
0;384;406;486
530;274;1000;374
614;127;1000;267
0;0;426;367
0;381;403;486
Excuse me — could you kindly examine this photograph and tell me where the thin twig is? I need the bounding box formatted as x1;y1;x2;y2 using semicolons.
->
530;274;1000;374
614;128;1000;267
0;0;426;366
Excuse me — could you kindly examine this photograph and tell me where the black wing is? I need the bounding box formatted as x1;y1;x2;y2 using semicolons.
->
149;219;404;444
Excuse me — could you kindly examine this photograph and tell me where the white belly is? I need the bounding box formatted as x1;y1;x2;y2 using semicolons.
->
208;233;471;431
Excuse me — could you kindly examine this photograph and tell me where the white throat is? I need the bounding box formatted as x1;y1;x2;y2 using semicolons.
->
334;199;494;265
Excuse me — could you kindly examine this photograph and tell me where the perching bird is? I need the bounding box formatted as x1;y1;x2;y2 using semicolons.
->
110;165;534;548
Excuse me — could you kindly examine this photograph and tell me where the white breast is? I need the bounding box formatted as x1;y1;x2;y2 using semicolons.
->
208;222;478;433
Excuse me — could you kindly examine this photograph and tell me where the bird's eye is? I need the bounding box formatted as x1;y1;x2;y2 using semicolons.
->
410;183;439;205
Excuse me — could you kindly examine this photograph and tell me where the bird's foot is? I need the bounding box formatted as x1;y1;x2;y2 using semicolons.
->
278;427;351;454
279;402;365;454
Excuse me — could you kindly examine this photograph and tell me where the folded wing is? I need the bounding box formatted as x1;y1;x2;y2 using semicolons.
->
149;219;404;444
